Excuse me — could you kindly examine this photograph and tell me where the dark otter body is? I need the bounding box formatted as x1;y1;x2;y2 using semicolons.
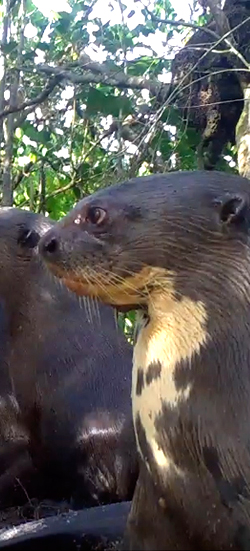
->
0;207;137;510
39;170;250;550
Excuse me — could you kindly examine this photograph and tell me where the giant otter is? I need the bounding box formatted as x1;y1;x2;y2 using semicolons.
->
0;207;137;510
39;170;250;550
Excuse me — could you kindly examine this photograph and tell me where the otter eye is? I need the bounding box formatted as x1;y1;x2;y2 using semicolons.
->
86;207;106;226
17;228;40;249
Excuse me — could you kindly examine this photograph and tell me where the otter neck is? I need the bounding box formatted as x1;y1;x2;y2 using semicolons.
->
132;290;250;470
5;260;64;341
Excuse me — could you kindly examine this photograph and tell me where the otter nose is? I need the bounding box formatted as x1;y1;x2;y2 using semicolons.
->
39;230;61;260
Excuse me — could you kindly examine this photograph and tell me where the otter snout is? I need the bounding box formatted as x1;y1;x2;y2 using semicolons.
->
39;223;105;279
39;228;62;262
39;230;60;258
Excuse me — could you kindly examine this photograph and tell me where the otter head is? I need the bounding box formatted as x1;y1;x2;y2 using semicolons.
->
0;208;54;297
38;171;250;311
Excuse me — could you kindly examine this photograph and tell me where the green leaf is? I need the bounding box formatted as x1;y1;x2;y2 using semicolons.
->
73;186;81;199
54;12;74;35
86;88;133;118
1;41;18;54
22;50;36;62
36;42;51;51
22;122;52;144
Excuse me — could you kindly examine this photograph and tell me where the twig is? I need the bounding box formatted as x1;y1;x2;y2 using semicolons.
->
47;180;79;198
0;75;63;120
13;161;34;189
15;477;32;506
145;7;220;40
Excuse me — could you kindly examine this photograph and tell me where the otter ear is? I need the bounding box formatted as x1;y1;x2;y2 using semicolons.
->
217;193;249;227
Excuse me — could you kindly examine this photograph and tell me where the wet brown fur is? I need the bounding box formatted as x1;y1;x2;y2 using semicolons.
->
39;170;250;549
0;207;137;510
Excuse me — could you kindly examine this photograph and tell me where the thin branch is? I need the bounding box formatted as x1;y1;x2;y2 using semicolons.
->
47;129;114;199
145;7;220;40
13;161;34;189
38;162;46;214
0;75;63;120
76;53;109;74
47;180;80;199
14;103;38;129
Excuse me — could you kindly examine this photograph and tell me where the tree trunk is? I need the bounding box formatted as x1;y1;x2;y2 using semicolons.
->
2;0;26;206
0;0;10;148
236;86;250;180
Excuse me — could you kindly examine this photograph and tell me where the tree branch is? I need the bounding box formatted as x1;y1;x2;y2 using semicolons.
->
46;179;80;199
144;7;220;40
205;0;232;39
0;61;170;121
28;63;170;97
14;104;38;129
13;161;34;189
0;75;63;120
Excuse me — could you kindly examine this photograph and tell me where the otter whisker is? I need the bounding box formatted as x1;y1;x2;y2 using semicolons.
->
92;295;101;324
83;296;94;324
93;267;140;294
94;265;182;305
74;266;101;324
84;267;120;304
97;270;149;301
77;279;94;323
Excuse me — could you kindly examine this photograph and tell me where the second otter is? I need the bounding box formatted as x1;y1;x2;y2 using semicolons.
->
0;207;137;510
39;170;250;550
